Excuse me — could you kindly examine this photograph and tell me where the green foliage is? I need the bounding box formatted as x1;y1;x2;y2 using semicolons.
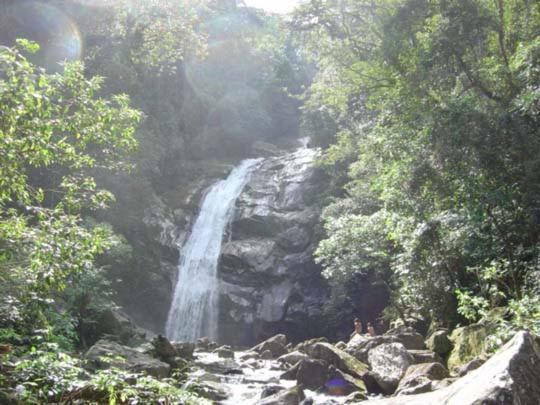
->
0;42;141;344
296;0;540;334
6;343;207;404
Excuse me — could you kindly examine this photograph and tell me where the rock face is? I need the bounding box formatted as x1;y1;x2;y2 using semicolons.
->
366;331;540;404
218;149;329;345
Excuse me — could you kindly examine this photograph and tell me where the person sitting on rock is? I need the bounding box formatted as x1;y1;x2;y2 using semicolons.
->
367;322;376;337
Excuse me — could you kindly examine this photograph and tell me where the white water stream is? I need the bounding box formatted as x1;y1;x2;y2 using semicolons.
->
165;159;261;342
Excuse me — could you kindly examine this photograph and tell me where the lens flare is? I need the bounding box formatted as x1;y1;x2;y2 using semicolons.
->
5;2;82;70
325;378;349;396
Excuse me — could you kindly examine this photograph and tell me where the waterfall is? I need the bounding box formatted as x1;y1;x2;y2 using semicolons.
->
165;159;261;342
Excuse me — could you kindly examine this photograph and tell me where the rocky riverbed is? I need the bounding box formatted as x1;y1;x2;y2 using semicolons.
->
84;321;540;404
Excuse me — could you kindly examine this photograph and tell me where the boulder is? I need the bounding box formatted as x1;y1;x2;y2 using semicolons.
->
252;334;288;358
385;326;425;350
261;385;286;399
394;363;449;396
196;337;218;351
296;358;329;390
307;342;368;379
278;351;309;366
257;385;305;405
171;341;195;360
456;357;485;377
239;351;260;361
295;337;328;354
85;339;170;378
96;309;148;345
447;323;490;373
426;330;453;356
368;343;413;394
261;350;275;360
185;380;229;401
214;346;235;359
326;366;367;397
346;334;400;363
281;361;301;380
407;350;442;365
152;335;177;362
364;331;540;404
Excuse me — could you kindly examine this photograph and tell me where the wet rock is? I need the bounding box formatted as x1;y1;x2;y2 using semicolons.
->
281;362;301;380
194;356;241;374
278;351;309;366
85;339;170;378
456;357;485;377
196;337;218;351
186;380;229;401
261;385;286;399
385;326;425;350
296;358;329;390
239;351;260;361
407;349;442;365
257;385;305;405
214;346;235;359
365;331;540;404
308;342;369;379
368;343;413;394
426;329;453;356
252;334;288;358
326;366;367;397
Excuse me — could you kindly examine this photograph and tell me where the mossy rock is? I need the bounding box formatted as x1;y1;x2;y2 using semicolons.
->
447;323;493;373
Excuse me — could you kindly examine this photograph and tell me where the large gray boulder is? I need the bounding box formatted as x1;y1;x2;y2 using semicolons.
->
346;334;400;363
385;326;425;350
252;334;288;358
365;331;540;404
368;343;414;394
85;339;170;378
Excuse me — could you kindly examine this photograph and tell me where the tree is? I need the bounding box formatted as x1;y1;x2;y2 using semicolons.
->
0;41;141;343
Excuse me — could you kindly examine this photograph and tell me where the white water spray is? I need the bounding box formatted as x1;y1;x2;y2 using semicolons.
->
165;159;261;342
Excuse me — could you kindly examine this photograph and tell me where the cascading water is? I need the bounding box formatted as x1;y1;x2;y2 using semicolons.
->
165;159;261;342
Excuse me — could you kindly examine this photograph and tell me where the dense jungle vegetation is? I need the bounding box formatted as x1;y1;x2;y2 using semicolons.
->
0;0;539;402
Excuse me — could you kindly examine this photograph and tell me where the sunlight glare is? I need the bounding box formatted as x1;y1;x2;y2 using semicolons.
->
243;0;303;14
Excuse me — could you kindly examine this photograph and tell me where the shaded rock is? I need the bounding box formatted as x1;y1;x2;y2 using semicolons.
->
407;350;442;365
171;341;195;360
261;385;286;399
447;323;491;373
96;309;148;345
335;341;347;350
257;385;305;405
252;334;288;358
385;326;425;350
281;361;301;380
364;331;540;404
395;363;449;396
426;330;453;356
278;351;309;366
214;346;235;359
85;339;170;378
239;351;260;361
296;358;329;390
456;357;485;377
196;337;218;351
152;335;176;362
307;342;368;379
326;366;367;397
261;350;274;360
295;337;328;354
368;343;413;394
194;356;241;374
344;391;368;403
